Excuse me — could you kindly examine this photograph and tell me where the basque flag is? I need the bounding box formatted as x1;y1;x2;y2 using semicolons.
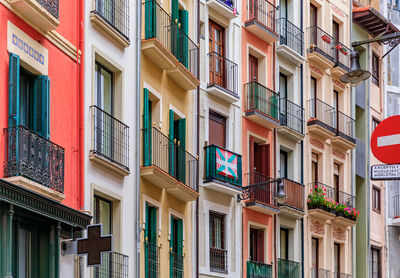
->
216;147;238;180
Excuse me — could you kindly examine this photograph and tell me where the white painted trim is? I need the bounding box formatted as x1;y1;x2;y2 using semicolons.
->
143;81;163;128
206;103;231;148
168;208;186;244
142;194;162;236
248;220;269;263
179;0;187;10
169;104;186;119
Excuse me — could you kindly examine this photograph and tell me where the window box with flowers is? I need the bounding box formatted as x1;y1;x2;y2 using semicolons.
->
321;35;331;44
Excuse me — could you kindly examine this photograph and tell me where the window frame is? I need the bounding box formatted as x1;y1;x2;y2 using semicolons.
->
372;52;380;86
370;246;382;278
94;195;113;234
372;117;380;133
209;210;226;250
95;61;114;115
372;185;381;213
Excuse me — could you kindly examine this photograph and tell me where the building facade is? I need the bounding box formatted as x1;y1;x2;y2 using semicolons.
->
0;0;91;276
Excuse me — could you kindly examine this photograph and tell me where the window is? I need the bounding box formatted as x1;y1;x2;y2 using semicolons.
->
249;55;258;82
370;247;381;278
312;153;318;183
334;163;340;202
372;117;380;132
249;136;270;179
170;216;184;277
168;110;186;182
94;196;112;234
333;90;339;127
334;243;341;274
372;52;380;86
209;211;227;272
209;20;225;88
249;228;264;262
310;77;317;118
280;228;289;260
280;0;287;18
372;186;381;212
280;150;288;178
311;237;319;269
310;4;318;44
332;21;339;61
209;111;226;148
145;204;159;278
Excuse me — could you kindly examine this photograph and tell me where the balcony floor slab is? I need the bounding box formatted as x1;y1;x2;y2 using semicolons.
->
141;38;177;70
167;63;200;90
277;44;305;66
245;110;280;129
207;84;239;104
166;182;199;202
201;179;241;196
332;216;356;227
140;166;178;189
205;0;238;19
331;66;348;78
244;20;279;44
278;205;305;219
90;151;130;177
331;135;356;150
245;201;280;215
277;125;304;142
308;208;335;221
307;50;335;70
307;121;335;139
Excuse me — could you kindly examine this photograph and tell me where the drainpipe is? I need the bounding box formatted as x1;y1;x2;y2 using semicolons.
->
195;0;200;271
135;0;142;276
77;0;84;210
300;0;304;277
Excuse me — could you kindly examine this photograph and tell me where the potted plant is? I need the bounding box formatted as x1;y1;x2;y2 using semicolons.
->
343;207;360;221
321;34;331;44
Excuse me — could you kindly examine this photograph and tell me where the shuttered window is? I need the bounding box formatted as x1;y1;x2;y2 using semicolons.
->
209;111;226;148
249;228;264;262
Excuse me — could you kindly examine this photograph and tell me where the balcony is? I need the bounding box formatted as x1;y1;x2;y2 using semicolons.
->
307;26;335;69
242;173;280;214
91;0;130;47
311;268;330;278
145;241;160;277
206;0;238;19
277;18;304;65
203;145;242;195
244;0;278;43
278;98;304;141
4;125;65;201
247;260;273;278
142;1;199;90
141;127;199;201
210;247;227;273
331;111;356;150
277;258;301;278
6;0;59;31
170;251;184;277
331;42;351;77
307;98;336;139
90;106;130;176
391;195;400;226
244;82;280;129
355;138;366;179
94;252;129;278
333;273;352;278
279;178;304;218
207;52;239;103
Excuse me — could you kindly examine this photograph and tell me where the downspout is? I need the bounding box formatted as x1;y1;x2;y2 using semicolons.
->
77;0;84;210
300;0;304;277
196;0;200;274
273;44;277;278
135;0;142;277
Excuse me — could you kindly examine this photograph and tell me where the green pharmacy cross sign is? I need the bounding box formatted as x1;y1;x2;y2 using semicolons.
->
77;224;113;266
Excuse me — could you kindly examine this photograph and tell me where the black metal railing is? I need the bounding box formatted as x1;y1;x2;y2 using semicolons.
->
210;247;227;273
281;178;304;211
333;273;352;278
280;98;304;134
247;260;273;278
93;0;129;39
244;82;280;121
208;52;238;96
142;127;198;191
143;1;199;78
37;0;59;19
278;18;304;56
145;242;160;278
309;182;335;201
332;42;350;71
204;144;242;187
337;111;355;143
94;252;129;278
311;268;330;278
170;251;184;277
4;125;64;193
247;0;278;34
307;98;336;133
277;258;301;278
309;182;356;208
307;26;334;62
338;190;356;208
91;106;129;170
208;0;236;10
393;195;400;218
243;172;278;207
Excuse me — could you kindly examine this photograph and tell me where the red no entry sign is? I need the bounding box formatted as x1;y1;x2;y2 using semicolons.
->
371;115;400;164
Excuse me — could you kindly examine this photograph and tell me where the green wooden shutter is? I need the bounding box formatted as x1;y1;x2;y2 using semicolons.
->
145;0;156;39
169;216;174;278
168;110;175;177
270;94;278;120
149;207;157;244
179;10;188;68
177;118;186;183
143;89;151;166
9;53;20;128
177;219;183;255
145;203;149;278
33;76;50;139
171;0;180;59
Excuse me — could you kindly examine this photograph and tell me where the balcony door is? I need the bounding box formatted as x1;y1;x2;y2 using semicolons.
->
209;20;225;88
334;163;340;202
169;110;186;183
333;90;339;129
312;153;318;183
333;21;339;62
145;204;158;278
249;228;264;263
280;0;287;19
249;55;258;82
310;4;317;44
280;73;288;120
312;237;319;273
280;150;288;178
209;111;226;148
280;228;289;260
170;216;183;278
334;243;341;275
209;211;227;272
249;136;270;180
310;77;317;118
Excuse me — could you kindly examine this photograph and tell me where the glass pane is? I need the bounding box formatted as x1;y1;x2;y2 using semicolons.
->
312;238;318;268
99;199;112;234
279;74;287;99
280;229;287;259
334;244;339;272
101;68;113;114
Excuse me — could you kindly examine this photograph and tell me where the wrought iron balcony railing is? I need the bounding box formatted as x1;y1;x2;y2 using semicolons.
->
332;42;351;71
243;172;278;207
94;252;129;278
244;82;280;121
93;0;130;39
91;105;130;170
277;258;301;278
337;111;355;143
247;260;273;278
208;52;238;96
309;182;356;209
247;0;278;33
280;178;304;211
278;18;304;56
142;127;198;191
280;98;304;134
37;0;59;19
311;268;330;278
170;251;184;277
210;247;227;273
333;272;352;278
207;0;236;10
4;125;64;193
204;144;242;187
143;1;199;78
307;26;334;62
392;195;400;218
145;242;160;278
307;98;336;133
